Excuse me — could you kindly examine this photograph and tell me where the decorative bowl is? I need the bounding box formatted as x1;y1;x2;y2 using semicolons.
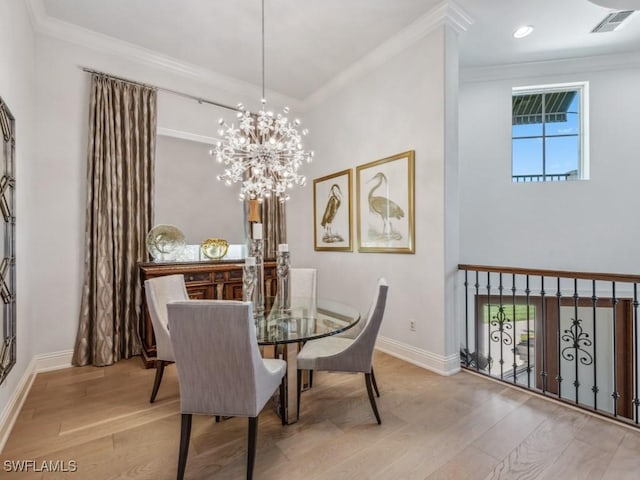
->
201;238;229;260
146;224;186;261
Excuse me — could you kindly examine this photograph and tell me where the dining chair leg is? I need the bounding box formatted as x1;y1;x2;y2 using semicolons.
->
370;367;380;398
296;369;302;420
364;373;381;425
279;379;286;426
177;413;192;480
247;416;259;480
309;370;313;388
150;360;166;403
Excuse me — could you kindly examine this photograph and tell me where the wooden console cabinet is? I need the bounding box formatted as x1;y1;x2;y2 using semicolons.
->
138;259;277;367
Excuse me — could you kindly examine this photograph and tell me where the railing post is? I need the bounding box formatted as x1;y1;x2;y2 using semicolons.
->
592;280;599;412
511;273;517;384
556;277;563;400
525;275;531;389
612;281;619;417
474;271;480;372
573;278;580;405
633;283;639;424
487;272;492;375
497;272;504;379
464;270;469;367
541;276;548;393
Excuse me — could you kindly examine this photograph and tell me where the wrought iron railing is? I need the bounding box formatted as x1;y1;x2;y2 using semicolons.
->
459;264;640;427
512;174;571;182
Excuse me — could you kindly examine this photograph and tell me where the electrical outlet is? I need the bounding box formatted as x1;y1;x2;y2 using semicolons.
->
410;320;416;331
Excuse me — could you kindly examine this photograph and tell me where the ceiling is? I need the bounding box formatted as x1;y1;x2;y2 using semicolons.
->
39;0;640;100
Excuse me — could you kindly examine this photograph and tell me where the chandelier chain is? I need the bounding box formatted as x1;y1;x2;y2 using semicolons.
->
262;0;265;102
212;0;314;202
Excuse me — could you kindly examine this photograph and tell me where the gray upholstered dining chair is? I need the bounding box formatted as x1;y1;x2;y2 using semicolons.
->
289;268;317;383
167;300;287;480
290;267;317;299
296;278;389;424
144;274;190;403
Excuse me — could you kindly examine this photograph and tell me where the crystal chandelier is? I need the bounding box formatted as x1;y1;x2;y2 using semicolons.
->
213;0;313;202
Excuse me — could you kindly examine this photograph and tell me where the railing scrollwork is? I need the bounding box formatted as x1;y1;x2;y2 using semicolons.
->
561;317;593;366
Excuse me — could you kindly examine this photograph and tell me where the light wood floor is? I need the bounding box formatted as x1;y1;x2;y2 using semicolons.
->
2;351;640;479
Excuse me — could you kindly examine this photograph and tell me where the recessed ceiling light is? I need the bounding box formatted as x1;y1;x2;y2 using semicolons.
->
513;25;535;39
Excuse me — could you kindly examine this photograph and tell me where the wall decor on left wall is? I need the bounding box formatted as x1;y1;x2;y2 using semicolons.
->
0;97;16;385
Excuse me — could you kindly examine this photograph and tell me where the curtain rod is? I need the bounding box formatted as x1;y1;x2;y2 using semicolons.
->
80;67;242;113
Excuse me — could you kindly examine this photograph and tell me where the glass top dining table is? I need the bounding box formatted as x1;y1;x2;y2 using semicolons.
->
255;297;361;345
254;297;361;424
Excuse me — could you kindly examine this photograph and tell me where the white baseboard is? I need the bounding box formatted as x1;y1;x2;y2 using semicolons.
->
376;336;460;376
34;349;74;373
0;349;74;453
0;357;37;454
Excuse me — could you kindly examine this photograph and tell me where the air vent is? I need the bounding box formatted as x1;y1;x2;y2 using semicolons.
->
591;10;635;32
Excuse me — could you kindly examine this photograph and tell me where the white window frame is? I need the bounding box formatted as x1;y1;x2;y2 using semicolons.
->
512;81;590;182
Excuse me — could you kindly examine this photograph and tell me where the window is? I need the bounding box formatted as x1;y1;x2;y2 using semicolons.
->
512;82;588;183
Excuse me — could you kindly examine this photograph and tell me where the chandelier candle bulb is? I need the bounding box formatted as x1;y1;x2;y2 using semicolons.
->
253;223;263;240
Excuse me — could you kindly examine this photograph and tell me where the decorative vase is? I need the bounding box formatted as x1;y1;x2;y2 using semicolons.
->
200;238;229;260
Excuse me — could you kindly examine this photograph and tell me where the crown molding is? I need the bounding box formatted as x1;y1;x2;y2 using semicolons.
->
461;50;640;84
156;127;218;145
303;0;473;109
25;0;301;110
440;0;475;35
25;0;474;111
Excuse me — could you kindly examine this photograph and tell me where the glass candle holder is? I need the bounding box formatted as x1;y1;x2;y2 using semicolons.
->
276;244;291;314
242;256;257;304
248;239;264;316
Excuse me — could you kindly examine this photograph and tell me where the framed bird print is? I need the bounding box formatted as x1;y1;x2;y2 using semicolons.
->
356;150;415;253
313;169;353;251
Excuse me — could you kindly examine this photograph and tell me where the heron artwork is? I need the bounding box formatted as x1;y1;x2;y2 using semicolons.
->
367;172;404;240
321;184;344;243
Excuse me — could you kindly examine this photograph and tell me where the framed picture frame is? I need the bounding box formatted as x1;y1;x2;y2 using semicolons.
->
356;150;415;253
313;169;353;251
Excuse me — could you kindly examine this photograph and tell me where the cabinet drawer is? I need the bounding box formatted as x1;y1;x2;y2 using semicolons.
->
183;272;212;284
224;283;244;300
229;268;244;280
187;286;214;299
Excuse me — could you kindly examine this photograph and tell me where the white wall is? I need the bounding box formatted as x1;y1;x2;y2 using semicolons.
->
288;26;460;370
0;0;35;419
459;65;640;274
155;135;245;244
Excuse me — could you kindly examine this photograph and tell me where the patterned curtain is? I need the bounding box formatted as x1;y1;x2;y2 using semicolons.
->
261;198;286;259
73;74;157;366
